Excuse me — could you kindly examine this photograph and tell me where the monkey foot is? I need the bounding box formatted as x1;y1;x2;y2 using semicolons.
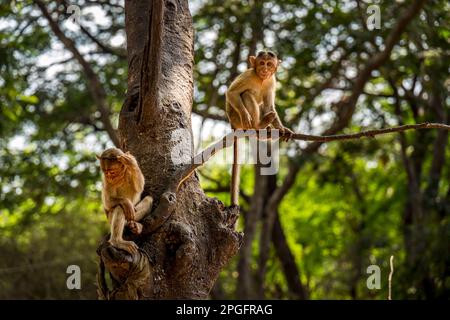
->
128;221;143;235
280;127;294;142
99;241;142;284
108;239;138;255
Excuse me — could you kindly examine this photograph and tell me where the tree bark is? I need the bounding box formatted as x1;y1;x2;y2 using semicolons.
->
97;0;242;300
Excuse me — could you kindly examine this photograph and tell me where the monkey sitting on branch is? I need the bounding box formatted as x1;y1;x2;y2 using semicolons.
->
97;148;153;254
225;50;294;206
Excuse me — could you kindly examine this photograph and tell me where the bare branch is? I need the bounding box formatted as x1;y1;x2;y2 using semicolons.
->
292;123;449;142
58;0;126;58
36;56;75;70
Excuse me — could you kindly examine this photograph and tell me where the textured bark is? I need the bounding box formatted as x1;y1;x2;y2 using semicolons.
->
97;0;242;300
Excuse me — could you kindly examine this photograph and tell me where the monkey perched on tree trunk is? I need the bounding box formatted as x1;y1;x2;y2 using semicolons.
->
226;50;293;206
97;148;153;254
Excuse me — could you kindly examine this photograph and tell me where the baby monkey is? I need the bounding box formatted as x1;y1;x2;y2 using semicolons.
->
225;50;294;206
97;148;153;254
226;50;293;137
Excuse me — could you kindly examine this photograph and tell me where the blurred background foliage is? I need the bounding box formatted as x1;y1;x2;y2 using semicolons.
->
0;0;449;299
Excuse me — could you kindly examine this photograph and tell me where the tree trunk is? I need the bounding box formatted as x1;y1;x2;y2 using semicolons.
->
96;0;242;300
272;212;308;300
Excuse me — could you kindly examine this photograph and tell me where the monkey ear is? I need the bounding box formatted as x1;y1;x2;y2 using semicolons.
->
248;56;256;68
96;154;101;160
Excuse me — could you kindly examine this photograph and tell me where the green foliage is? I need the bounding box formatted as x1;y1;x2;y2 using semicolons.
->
0;0;123;299
193;0;450;300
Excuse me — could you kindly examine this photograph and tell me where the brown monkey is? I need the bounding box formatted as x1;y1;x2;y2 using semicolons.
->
97;148;153;254
225;50;293;206
226;50;293;135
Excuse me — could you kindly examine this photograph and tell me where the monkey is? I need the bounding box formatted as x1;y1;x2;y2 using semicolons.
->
97;148;153;254
225;50;294;206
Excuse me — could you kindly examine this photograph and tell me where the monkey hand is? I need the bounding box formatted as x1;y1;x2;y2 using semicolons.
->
117;152;138;167
280;127;294;142
119;198;136;221
240;111;253;130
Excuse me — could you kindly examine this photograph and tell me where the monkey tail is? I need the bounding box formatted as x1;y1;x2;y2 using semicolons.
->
231;136;240;206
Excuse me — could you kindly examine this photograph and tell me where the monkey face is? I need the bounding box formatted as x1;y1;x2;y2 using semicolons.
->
250;51;279;80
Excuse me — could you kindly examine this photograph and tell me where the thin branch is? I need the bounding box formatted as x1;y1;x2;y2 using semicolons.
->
59;0;126;58
34;0;121;147
288;42;349;126
36;56;75;70
203;187;251;204
172;122;449;191
272;211;308;299
15;16;39;40
292;123;450;142
170;132;236;192
198;169;252;204
388;255;394;300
